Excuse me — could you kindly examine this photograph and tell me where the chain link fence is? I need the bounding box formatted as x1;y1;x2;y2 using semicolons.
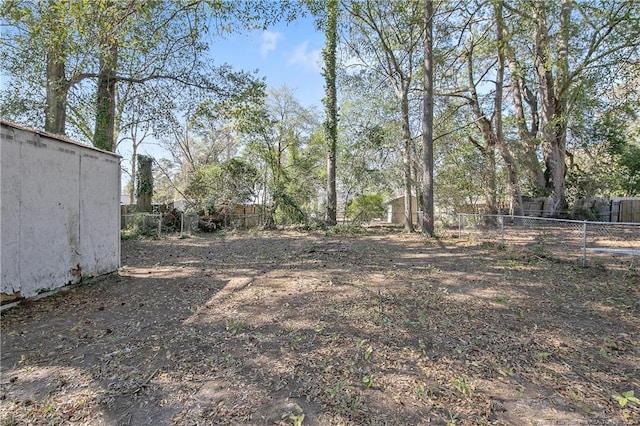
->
121;211;269;238
457;213;640;266
121;212;202;238
121;213;162;237
177;212;201;236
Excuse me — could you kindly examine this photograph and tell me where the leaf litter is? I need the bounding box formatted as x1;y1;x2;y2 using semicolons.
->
1;229;638;425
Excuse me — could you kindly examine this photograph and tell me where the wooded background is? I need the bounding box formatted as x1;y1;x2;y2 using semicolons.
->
2;0;639;232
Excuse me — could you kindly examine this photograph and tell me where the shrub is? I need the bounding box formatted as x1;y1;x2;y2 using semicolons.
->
346;194;385;222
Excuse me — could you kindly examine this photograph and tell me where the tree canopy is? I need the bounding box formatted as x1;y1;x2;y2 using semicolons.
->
2;0;638;227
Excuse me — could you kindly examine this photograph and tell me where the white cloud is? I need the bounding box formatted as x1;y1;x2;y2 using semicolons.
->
287;41;322;73
260;30;282;58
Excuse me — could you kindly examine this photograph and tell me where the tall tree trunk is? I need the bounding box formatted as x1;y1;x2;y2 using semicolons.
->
411;142;422;211
400;86;414;232
136;154;153;213
45;52;68;135
324;0;338;226
534;2;569;215
494;0;523;216
485;144;497;214
508;59;546;191
421;0;435;236
94;38;118;151
43;0;68;136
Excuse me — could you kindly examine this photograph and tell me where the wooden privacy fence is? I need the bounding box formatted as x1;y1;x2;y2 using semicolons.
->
518;197;640;223
619;199;640;223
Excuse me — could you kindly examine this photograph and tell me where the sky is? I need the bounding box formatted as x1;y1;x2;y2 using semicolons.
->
210;17;326;109
135;15;326;165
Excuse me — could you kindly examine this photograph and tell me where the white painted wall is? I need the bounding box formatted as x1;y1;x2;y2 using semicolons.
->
1;120;120;299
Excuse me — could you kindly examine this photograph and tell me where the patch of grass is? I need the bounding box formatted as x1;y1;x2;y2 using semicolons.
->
497;366;514;377
287;330;302;349
480;241;507;251
567;385;593;414
425;264;441;273
613;390;639;407
354;337;368;351
363;345;374;361
507;258;519;267
403;318;419;330
535;351;552;362
548;293;562;305
362;375;373;388
329;380;346;399
451;376;473;397
325;223;365;236
281;403;305;426
418;338;430;351
225;319;246;335
446;411;459;426
568;385;584;403
321;357;332;373
314;321;327;333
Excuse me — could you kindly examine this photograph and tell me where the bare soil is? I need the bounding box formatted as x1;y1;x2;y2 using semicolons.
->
1;229;639;425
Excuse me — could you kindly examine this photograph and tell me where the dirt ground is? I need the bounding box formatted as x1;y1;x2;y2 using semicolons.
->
1;229;639;425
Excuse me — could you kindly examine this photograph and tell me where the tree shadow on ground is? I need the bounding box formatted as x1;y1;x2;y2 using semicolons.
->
1;230;638;425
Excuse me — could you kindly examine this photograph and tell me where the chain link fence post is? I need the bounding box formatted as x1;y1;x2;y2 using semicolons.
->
582;221;587;266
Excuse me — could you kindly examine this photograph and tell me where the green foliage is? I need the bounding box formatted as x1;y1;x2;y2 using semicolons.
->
435;137;486;212
362;375;373;388
1;0;292;165
272;183;307;224
324;223;365;236
451;376;473;397
121;213;158;239
613;390;640;408
281;403;305;426
572;206;599;221
322;0;339;224
346;194;385;222
236;86;323;226
225;319;246;335
136;155;153;198
567;106;640;200
616;143;640;196
185;158;258;211
337;92;398;202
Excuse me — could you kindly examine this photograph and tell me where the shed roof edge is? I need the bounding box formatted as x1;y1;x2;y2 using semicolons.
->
1;119;122;159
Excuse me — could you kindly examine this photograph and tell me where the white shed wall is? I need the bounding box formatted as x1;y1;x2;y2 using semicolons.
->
1;121;120;299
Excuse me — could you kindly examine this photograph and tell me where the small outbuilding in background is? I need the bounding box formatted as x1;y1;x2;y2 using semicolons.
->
1;120;121;305
385;195;419;225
